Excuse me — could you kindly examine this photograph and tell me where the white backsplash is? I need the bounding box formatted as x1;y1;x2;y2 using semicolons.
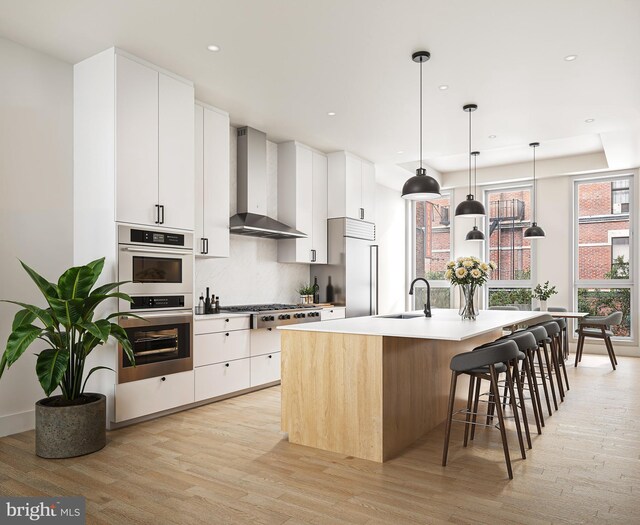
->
196;127;310;305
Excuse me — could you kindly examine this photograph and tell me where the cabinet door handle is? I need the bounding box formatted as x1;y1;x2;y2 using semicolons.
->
200;238;206;255
311;249;316;262
225;363;230;367
159;205;165;224
225;319;229;323
205;238;209;254
360;208;365;220
225;332;229;336
268;355;272;359
160;376;166;382
267;327;272;331
155;204;161;224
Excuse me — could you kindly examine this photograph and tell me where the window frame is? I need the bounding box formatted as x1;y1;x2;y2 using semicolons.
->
572;172;636;344
410;192;454;309
483;182;536;306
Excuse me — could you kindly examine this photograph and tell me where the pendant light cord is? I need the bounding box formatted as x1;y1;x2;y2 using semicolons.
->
419;60;423;171
468;109;472;196
532;145;537;223
473;153;478;227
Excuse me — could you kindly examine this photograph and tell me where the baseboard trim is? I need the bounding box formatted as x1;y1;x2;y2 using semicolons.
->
0;409;35;438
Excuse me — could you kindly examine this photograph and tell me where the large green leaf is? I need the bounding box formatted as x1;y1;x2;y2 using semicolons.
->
48;298;84;327
0;352;7;379
81;366;114;394
36;348;69;396
19;260;59;300
109;323;135;366
83;292;132;321
5;324;42;366
79;319;111;343
90;280;129;297
11;309;37;331
2;301;54;328
58;264;98;300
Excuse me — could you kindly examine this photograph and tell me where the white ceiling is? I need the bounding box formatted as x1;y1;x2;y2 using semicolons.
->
1;0;639;176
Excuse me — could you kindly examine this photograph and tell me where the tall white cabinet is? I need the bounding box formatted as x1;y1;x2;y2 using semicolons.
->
277;142;328;264
114;53;194;231
195;102;230;257
328;151;376;222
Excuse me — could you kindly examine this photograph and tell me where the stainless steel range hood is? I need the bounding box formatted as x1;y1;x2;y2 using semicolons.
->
230;126;306;240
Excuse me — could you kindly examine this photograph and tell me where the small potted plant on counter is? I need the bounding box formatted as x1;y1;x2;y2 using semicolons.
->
0;258;135;458
532;281;558;311
297;284;315;305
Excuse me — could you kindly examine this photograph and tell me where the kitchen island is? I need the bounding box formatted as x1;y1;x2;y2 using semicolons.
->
278;308;543;462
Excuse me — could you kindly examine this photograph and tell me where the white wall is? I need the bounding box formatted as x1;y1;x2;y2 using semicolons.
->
375;184;406;314
0;38;73;436
195;130;309;304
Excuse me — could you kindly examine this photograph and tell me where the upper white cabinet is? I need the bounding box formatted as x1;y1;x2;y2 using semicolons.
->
328;151;376;222
195;102;230;257
113;52;194;231
277;142;328;264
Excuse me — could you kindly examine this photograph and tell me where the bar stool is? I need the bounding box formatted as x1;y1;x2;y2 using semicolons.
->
536;320;566;401
443;340;524;480
525;325;556;416
552;317;570;390
536;307;570;359
575;312;623;370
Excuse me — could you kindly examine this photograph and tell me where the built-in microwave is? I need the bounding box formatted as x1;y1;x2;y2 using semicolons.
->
118;225;193;311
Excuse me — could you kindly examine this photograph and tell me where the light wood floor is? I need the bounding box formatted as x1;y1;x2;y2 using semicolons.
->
0;354;639;525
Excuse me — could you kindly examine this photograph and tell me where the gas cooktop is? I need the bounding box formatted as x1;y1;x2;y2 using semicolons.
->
220;303;322;329
220;303;317;313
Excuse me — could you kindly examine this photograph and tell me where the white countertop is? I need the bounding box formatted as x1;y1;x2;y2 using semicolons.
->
278;308;545;341
194;312;250;320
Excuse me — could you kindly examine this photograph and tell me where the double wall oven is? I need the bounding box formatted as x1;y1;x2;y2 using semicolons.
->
117;225;194;383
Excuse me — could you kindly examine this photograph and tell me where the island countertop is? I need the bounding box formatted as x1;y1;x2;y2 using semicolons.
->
278;308;545;341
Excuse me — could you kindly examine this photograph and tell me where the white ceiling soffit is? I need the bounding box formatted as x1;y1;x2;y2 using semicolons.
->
600;129;640;170
0;0;638;170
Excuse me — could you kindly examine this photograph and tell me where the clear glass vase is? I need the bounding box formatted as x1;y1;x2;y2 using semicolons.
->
458;283;479;320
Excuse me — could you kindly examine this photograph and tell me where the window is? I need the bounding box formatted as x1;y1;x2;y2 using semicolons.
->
413;194;452;309
485;186;533;308
575;176;633;338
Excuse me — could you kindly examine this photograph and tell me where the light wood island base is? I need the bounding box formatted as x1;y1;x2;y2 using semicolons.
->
281;329;502;462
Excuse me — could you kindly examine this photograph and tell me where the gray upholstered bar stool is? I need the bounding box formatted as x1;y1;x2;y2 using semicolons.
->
535;320;566;401
443;340;525;480
525;325;556;416
575;312;623;370
535;307;569;359
551;317;570;390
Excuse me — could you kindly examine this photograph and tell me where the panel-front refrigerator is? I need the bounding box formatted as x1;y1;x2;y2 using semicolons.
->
312;218;378;318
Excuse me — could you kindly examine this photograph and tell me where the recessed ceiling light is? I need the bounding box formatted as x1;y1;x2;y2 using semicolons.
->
327;112;336;116
397;151;404;155
207;44;221;52
585;118;595;123
438;85;449;90
564;54;577;61
488;135;497;139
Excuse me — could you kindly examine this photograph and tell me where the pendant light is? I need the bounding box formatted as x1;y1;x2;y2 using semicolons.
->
455;104;486;218
466;151;485;241
524;142;546;239
401;51;441;200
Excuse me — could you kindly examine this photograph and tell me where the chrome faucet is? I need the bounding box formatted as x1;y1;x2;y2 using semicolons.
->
409;278;432;317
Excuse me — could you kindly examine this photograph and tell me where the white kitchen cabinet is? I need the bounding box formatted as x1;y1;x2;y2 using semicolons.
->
194;329;250;367
195;102;230;256
158;74;195;231
250;352;281;387
113;52;194;230
320;307;347;321
114;370;194;423
115;55;159;227
195;359;251;401
328;151;376;222
277;142;328;264
194;315;250;335
250;327;281;357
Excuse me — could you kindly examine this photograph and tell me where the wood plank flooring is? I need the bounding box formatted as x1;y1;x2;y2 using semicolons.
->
0;354;639;524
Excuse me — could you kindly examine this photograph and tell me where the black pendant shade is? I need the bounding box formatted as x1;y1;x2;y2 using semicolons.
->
455;104;485;218
401;51;441;201
524;222;546;239
456;195;485;218
466;225;485;241
402;168;441;200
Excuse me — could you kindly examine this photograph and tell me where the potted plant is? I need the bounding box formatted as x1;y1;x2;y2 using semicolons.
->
532;281;558;311
0;258;135;458
445;257;496;320
297;284;315;304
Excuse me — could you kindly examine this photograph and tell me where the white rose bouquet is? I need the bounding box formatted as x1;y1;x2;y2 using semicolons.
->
445;256;496;286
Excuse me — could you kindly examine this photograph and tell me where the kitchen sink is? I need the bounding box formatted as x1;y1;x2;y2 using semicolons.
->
377;313;425;319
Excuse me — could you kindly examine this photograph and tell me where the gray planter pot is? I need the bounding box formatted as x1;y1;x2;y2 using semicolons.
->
35;393;106;458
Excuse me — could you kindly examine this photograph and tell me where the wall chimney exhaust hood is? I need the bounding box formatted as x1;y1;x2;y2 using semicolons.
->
229;127;307;239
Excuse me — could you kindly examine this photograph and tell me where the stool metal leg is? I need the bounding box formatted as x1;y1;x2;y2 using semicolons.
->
512;360;533;448
549;338;565;401
442;371;458;467
470;376;482;441
556;334;570;391
523;352;543;433
463;375;475;447
505;364;527;459
535;346;553;417
489;365;513;480
541;342;559;411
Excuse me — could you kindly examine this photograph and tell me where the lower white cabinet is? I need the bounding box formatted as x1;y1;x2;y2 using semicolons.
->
250;352;281;387
250;327;281;357
114;370;194;423
195;359;251;402
321;307;347;321
194;329;250;367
